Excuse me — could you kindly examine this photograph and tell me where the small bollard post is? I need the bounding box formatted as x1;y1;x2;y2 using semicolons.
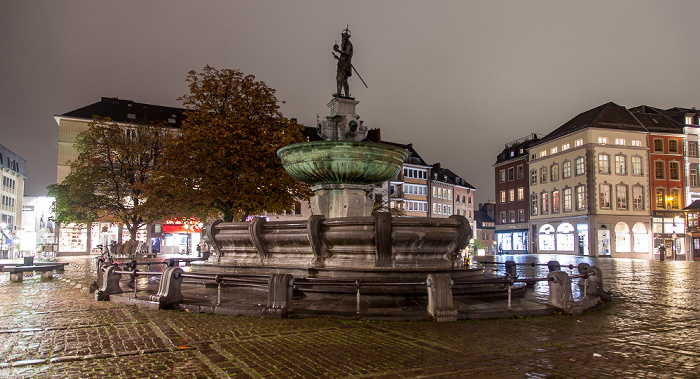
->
547;271;574;311
504;260;517;277
267;273;294;316
505;273;514;310
215;274;223;306
132;269;138;298
150;267;184;309
547;261;561;272
426;273;458;322
356;280;361;315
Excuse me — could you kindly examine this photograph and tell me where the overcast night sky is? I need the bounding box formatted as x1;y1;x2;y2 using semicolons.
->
1;1;699;203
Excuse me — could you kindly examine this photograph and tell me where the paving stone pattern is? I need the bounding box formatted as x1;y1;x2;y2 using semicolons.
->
0;255;698;378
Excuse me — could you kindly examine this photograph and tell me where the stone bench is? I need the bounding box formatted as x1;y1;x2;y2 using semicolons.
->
2;263;69;281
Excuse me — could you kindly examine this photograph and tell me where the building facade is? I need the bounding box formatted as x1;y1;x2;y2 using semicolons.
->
494;135;538;254
527;103;653;258
54;97;186;255
0;144;26;257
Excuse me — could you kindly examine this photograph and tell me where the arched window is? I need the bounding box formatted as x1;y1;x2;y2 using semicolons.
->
615;222;631;253
539;224;555;251
632;223;648;253
556;223;575;251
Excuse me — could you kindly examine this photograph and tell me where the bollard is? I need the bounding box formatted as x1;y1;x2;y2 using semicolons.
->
95;264;123;301
585;266;612;301
426;273;458;322
267;273;294;316
356;280;361;315
504;260;517;277
547;271;573;311
547;261;561;272
150;267;184;309
215;274;223;306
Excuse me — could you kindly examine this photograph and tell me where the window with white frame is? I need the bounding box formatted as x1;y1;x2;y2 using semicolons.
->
404;168;427;179
540;150;547;158
517;165;524;179
575;138;583;147
655;188;666;209
632;140;641;147
563;187;572;212
653;139;663;152
632;186;644;210
689;142;698;157
404;184;427;196
562;160;571;179
615;138;625;145
691;169;698;187
518;209;524;222
654;161;665;179
669;189;681;209
405;200;428;212
598;154;610;174
552;190;560;213
576;185;586;210
562;143;570;151
517;187;524;201
541;192;549;214
575;157;585;175
669;161;680;180
616;184;628;210
530;170;537;185
631;156;643;175
508;167;514;181
500;211;506;224
615;155;627;175
509;210;515;223
551;147;558;155
598;137;608;144
509;189;515;202
599;184;611;209
540;167;548;183
669;139;679;153
551;164;559;181
500;191;506;204
531;194;538;215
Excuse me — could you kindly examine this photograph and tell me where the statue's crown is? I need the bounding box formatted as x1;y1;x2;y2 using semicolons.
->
342;25;351;37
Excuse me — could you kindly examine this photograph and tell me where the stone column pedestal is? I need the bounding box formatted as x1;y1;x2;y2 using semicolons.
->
311;183;375;218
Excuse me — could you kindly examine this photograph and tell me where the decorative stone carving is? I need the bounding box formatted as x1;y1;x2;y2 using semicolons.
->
547;271;573;311
426;273;457;322
150;267;184;309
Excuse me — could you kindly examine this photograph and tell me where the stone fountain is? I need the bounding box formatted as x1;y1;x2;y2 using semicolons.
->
200;27;480;294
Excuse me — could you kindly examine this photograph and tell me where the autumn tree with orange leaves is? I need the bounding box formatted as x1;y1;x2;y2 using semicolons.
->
154;66;310;222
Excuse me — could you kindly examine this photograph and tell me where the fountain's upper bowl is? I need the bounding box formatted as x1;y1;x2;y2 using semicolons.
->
278;141;408;185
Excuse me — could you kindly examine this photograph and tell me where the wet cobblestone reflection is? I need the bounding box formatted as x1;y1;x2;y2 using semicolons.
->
1;255;699;378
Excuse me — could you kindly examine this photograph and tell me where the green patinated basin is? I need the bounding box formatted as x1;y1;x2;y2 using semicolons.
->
277;141;408;185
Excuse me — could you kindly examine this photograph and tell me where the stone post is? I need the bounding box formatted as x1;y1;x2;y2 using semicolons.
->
95;264;123;301
268;273;294;317
150;267;184;309
586;265;612;301
547;271;573;311
504;260;517;277
426;273;457;322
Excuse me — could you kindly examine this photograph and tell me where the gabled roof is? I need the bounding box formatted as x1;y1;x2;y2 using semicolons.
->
442;168;476;189
629;105;683;134
58;97;188;128
473;208;494;228
684;200;700;211
535;102;646;145
496;134;540;164
381;141;429;166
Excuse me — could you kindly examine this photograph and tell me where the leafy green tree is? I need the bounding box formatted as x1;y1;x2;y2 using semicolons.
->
154;66;310;222
48;117;171;240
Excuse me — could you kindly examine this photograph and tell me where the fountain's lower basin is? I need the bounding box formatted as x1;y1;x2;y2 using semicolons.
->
199;213;478;294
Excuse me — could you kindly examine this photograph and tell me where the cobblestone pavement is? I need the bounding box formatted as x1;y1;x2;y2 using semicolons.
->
1;255;698;378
